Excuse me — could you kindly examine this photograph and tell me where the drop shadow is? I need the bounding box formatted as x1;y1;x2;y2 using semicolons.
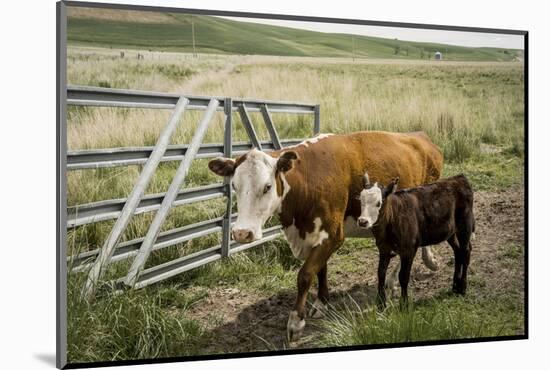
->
33;353;57;367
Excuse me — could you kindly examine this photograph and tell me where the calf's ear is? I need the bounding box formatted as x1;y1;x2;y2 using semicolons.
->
383;177;399;198
277;151;298;173
208;157;236;177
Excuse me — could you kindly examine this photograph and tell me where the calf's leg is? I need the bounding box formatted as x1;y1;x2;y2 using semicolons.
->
398;249;415;305
377;249;392;309
447;235;463;293
456;239;472;295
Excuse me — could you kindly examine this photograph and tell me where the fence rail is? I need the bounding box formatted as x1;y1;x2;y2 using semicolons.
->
68;85;317;113
66;85;319;297
67;139;303;170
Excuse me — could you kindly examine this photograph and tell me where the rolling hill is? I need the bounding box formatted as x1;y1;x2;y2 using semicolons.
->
67;7;521;61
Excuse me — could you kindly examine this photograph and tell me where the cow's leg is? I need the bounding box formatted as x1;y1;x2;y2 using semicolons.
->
288;239;339;341
447;235;463;294
385;253;400;297
398;248;415;305
377;248;392;309
421;246;439;271
310;263;328;318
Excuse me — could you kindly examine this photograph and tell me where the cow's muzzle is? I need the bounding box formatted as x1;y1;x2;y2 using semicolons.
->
232;228;256;243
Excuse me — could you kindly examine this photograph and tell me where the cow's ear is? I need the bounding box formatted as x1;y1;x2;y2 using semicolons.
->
276;151;298;173
208;157;236;177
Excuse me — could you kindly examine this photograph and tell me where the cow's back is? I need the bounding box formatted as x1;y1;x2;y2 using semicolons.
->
354;131;443;188
276;131;443;228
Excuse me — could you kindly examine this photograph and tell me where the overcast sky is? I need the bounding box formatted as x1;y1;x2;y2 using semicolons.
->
220;16;524;49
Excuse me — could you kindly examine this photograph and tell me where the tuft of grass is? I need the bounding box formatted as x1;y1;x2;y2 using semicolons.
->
67;274;208;363
316;294;524;347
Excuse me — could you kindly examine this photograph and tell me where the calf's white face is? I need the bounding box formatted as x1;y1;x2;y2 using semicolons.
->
357;184;383;229
208;149;297;243
357;176;399;229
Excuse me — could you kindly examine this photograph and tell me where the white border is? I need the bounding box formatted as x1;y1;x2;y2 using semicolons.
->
2;0;547;369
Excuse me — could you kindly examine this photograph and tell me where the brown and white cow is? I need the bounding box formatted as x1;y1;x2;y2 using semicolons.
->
208;131;443;340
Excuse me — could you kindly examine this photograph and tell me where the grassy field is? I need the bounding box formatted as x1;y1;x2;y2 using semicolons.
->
66;46;525;363
67;7;521;61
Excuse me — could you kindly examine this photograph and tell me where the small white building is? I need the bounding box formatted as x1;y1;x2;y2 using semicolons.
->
435;51;442;60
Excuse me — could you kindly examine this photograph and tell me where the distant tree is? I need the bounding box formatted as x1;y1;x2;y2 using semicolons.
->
394;45;400;55
420;48;425;59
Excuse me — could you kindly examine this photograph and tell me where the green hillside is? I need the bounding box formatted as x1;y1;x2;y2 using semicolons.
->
67;7;521;61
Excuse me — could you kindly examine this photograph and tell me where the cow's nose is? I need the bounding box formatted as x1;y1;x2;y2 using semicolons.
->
232;228;254;243
357;218;369;228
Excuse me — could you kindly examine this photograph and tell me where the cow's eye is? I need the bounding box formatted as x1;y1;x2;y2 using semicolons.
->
263;184;272;194
231;182;236;191
376;201;381;207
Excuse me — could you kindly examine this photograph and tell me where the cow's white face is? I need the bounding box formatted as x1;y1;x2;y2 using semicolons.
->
232;150;282;242
209;149;297;243
357;184;383;229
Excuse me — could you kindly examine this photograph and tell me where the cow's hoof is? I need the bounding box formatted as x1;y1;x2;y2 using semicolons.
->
385;278;400;297
390;286;400;299
309;298;327;318
287;310;305;342
422;248;439;271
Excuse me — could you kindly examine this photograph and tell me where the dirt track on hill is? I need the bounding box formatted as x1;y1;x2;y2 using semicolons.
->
186;186;525;354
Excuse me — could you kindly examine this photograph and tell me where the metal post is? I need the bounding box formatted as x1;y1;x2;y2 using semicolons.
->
314;104;321;135
125;99;220;287
57;2;68;367
82;97;189;300
221;98;233;258
238;104;262;150
260;104;282;150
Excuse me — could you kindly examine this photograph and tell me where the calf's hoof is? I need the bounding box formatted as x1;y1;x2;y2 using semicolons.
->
376;293;388;310
309;298;327;319
452;281;467;295
287;310;306;342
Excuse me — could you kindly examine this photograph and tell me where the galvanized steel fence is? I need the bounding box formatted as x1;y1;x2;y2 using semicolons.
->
66;85;320;298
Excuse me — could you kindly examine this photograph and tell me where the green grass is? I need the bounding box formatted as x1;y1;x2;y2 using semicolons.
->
67;274;208;363
443;152;524;191
316;293;524;347
67;7;521;61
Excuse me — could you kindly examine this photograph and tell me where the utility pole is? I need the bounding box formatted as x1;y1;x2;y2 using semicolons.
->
351;35;356;62
191;17;197;58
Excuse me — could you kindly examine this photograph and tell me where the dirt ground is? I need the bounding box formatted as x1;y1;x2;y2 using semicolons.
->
185;186;525;354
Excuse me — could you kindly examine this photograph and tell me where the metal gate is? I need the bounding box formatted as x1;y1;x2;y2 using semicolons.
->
66;85;320;298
